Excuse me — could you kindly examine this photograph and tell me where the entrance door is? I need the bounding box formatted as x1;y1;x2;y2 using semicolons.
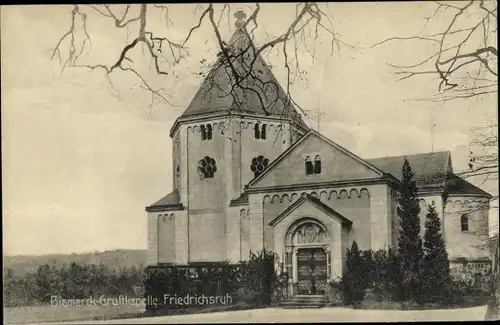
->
296;248;327;295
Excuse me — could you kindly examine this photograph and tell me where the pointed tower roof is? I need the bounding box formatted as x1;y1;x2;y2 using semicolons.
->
179;11;305;125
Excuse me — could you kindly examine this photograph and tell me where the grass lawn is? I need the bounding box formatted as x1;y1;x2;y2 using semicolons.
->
4;304;145;324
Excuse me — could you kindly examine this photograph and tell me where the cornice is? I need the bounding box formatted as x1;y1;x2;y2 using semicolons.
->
449;257;492;263
229;199;249;207
445;193;492;200
145;204;185;213
417;188;445;196
169;111;309;137
245;177;395;194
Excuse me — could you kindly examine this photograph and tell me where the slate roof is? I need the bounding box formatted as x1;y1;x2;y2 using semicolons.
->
145;189;183;212
366;151;450;190
230;191;249;206
366;151;491;197
445;173;492;198
180;26;305;126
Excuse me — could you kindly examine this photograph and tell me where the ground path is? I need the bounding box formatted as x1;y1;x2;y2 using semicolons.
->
31;305;489;324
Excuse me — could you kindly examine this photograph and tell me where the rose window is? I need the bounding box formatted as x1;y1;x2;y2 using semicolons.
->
198;156;217;179
251;155;269;177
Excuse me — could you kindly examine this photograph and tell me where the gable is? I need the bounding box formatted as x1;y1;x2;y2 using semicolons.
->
250;131;384;188
269;196;352;228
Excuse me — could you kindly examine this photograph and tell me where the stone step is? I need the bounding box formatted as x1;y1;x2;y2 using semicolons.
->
281;300;326;304
282;305;325;309
279;303;325;309
287;299;326;304
279;296;327;309
291;295;326;299
285;299;326;303
289;296;326;302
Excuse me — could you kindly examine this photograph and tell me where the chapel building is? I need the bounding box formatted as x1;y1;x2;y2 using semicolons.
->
145;14;492;297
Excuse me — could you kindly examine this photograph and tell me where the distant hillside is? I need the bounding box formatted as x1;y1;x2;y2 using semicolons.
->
3;249;147;276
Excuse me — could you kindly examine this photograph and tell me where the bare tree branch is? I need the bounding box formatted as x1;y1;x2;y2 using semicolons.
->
372;1;498;256
372;0;497;99
51;3;355;123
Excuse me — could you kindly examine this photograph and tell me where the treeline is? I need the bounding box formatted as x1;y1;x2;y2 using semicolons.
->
4;249;146;276
4;250;284;310
4;262;144;307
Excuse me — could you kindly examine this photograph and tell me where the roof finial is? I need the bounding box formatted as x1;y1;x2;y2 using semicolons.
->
234;10;247;29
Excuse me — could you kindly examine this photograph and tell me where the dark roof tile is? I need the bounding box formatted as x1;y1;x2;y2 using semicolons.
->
366;151;450;188
147;189;181;208
366;151;491;197
180;27;305;125
230;192;249;206
445;174;492;198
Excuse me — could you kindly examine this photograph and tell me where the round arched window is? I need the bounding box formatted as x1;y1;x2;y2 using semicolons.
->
461;214;469;232
251;155;269;177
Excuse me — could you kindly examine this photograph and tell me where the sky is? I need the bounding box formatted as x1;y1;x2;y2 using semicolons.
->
2;3;498;256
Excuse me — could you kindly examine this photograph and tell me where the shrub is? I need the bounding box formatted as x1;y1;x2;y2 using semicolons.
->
143;249;282;312
144;263;240;312
327;278;343;305
362;249;375;288
239;249;282;306
341;241;370;306
362;247;401;301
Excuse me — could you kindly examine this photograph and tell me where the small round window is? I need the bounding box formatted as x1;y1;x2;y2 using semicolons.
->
198;156;217;179
251;155;269;177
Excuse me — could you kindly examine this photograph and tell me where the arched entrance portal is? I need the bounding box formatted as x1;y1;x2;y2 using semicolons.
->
285;218;330;296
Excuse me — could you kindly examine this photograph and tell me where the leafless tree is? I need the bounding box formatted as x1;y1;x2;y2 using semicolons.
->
50;3;354;123
373;0;498;299
371;0;497;207
371;0;497;102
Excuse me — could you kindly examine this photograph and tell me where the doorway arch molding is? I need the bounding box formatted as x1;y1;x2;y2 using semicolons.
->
284;216;329;247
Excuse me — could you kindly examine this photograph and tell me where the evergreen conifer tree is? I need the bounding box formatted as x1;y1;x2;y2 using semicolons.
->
397;158;424;302
341;241;366;305
421;202;452;303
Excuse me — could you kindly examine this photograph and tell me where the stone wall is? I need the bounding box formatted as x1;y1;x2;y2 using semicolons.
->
147;212;158;265
390;189;399;249
158;213;176;263
237;120;291;192
450;259;492;292
369;185;391;251
147;210;186;265
443;197;490;260
253;134;382;188
178;117;297;263
260;186;373;252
